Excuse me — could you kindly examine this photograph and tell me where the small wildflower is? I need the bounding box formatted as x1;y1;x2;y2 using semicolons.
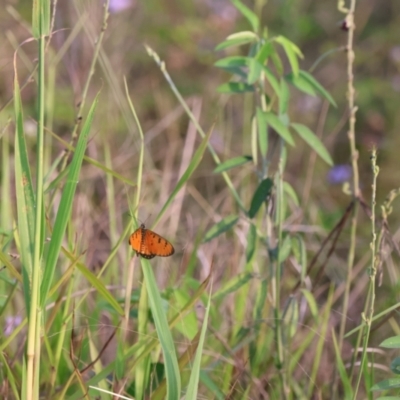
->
327;164;352;185
4;316;22;336
109;0;134;14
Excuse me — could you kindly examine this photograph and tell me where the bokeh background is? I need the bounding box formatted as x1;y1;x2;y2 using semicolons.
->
1;0;400;397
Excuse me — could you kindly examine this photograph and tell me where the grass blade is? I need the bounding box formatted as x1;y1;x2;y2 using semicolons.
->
141;259;181;400
14;61;35;314
40;94;99;306
185;286;212;399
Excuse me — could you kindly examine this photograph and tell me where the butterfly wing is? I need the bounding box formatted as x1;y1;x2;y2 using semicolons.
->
129;224;174;259
145;229;175;257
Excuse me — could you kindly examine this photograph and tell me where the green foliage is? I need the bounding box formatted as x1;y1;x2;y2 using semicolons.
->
2;0;399;398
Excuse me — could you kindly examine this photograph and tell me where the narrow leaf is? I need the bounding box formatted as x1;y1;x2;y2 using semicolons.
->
203;215;239;243
231;0;259;32
141;260;181;400
263;112;294;146
32;0;50;38
262;66;281;97
246;223;257;262
247;58;263;84
214;56;248;69
215;31;258;51
248;178;273;218
279;78;290;115
213;155;252;173
285;71;317;96
291;123;333;166
274;36;303;76
283;181;299;207
14;69;35;311
75;262;124;315
217;82;254;94
298;70;337;107
256;107;268;156
40;95;99;306
256;41;273;65
185;287;212;399
212;272;253;301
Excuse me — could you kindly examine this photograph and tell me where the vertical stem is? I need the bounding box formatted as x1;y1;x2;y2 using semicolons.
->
273;140;287;398
353;149;378;398
26;32;45;400
337;0;359;361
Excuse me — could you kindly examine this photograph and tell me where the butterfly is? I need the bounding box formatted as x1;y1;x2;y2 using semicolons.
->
128;224;175;259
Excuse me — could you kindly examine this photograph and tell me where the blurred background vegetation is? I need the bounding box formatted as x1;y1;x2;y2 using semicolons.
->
1;0;400;398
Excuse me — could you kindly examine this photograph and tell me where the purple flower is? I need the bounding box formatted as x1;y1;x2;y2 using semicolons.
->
327;165;352;185
4;316;22;336
109;0;134;13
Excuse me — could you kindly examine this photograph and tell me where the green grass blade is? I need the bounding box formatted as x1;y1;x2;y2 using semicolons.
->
212;272;253;301
141;259;181;400
185;286;211;399
203;215;239;243
14;66;35;312
32;0;50;38
75;262;124;315
213;155;252;173
40;94;99;307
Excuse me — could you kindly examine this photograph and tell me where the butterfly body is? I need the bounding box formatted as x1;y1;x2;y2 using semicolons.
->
129;224;174;259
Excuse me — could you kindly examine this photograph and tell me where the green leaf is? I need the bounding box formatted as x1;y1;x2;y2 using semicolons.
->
213;155;252;173
332;332;353;397
141;260;181;400
185;288;212;399
283;181;299;207
246;223;257;262
371;378;400;391
278;234;292;263
256;107;268;156
285;72;317;96
32;0;50;38
200;371;225;399
40;95;99;307
203;215;239;242
248;178;273;218
263;112;294;146
262;66;281;97
75;262;124;315
298;70;337;107
247;58;263;84
282;296;298;339
214;56;248;69
215;31;258;51
14;70;35;312
231;0;259;32
291;123;333;166
172;289;198;340
380;336;400;349
300;289;319;322
279;78;290;115
256;41;273;65
274;36;303;76
214;56;248;79
217;82;254;94
213;272;254;301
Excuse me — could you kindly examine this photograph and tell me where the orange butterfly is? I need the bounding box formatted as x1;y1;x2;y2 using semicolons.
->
128;224;175;259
